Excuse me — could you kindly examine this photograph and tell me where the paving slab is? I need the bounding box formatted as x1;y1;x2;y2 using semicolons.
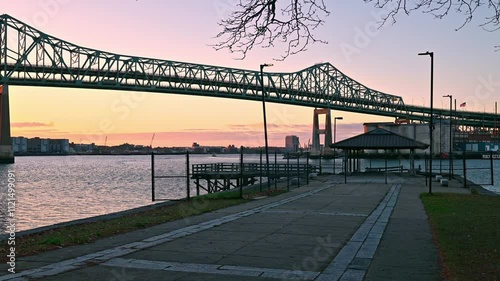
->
216;254;307;271
124;249;227;264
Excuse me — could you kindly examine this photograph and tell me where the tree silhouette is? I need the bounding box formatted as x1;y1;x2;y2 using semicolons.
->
212;0;330;60
213;0;500;59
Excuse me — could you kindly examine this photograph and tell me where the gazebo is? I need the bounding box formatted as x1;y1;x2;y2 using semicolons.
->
330;128;429;183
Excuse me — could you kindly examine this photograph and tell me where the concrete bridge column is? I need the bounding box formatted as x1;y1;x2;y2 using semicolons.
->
311;108;333;156
0;84;14;163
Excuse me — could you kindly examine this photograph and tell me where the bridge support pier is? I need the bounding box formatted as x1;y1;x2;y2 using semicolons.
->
0;84;14;164
311;108;333;157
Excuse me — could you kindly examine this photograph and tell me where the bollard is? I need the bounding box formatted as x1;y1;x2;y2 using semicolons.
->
440;179;449;187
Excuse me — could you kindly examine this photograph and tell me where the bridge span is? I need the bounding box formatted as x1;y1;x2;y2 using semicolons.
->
0;14;498;162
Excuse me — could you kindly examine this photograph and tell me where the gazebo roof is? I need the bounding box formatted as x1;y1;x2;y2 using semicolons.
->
330;128;429;150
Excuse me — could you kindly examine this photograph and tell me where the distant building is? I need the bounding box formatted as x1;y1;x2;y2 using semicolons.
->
285;135;300;152
70;143;96;153
226;145;238;153
48;139;69;154
22;137;69;154
12;137;28;154
27;137;49;154
363;121;451;154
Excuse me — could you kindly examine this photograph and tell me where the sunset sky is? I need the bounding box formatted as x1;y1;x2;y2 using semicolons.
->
3;1;500;147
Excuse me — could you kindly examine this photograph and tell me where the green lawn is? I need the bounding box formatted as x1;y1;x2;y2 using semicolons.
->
421;193;500;281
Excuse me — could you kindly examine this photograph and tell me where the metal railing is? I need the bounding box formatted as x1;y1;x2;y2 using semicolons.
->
151;149;318;202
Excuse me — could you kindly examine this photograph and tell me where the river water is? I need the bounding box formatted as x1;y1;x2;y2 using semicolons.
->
0;155;498;232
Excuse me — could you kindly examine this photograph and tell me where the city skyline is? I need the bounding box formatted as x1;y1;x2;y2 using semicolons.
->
4;1;499;147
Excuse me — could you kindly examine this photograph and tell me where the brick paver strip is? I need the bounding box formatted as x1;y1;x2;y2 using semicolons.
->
102;258;321;280
315;184;401;281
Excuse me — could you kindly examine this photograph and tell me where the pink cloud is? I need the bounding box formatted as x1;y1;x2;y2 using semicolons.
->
10;120;365;147
11;122;53;128
60;122;365;147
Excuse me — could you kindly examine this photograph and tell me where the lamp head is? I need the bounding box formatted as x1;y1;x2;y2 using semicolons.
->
335;117;344;120
418;51;433;57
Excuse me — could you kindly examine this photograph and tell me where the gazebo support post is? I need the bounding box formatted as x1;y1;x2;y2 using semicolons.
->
384;149;388;184
410;148;415;175
358;150;361;172
344;150;348;184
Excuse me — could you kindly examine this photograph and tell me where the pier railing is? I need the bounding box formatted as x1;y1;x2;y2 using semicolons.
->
151;148;318;202
191;163;314;176
422;151;496;189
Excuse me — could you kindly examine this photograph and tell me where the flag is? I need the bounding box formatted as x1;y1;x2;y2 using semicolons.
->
0;85;3;95
460;102;466;107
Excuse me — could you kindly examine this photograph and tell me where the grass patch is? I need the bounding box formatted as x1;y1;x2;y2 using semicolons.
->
421;193;500;281
0;186;289;260
0;196;247;259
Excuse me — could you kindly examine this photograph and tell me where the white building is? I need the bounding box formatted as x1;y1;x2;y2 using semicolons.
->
12;137;28;154
16;137;70;154
363;120;452;155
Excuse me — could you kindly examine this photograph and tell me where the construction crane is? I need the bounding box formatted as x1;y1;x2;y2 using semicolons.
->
149;133;155;152
104;136;107;147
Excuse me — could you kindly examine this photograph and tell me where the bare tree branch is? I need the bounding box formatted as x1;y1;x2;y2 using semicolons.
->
364;0;500;32
212;0;330;60
213;0;499;60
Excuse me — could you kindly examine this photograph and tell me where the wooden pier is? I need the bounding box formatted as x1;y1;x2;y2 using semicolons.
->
191;163;315;195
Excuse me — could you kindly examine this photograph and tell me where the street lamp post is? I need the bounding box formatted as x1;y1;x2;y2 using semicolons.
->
419;51;434;194
260;63;273;189
443;94;452;179
333;117;343;174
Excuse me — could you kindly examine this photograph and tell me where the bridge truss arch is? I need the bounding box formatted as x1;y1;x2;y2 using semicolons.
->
0;13;498;131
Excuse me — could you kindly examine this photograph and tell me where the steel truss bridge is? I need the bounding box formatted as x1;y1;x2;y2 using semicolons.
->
1;14;498;132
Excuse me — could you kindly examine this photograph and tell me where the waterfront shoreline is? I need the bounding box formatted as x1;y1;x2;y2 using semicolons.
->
0;199;176;241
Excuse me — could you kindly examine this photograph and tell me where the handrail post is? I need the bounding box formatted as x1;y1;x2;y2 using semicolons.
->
287;153;290;191
240;146;243;198
274;150;277;190
319;153;322;175
297;154;300;187
490;150;494;186
260;149;263;192
186;150;190;201
463;150;467;189
306;152;309;185
425;152;428;187
151;152;155;202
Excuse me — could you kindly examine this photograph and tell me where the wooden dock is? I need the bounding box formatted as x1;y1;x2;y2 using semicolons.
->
191;163;315;194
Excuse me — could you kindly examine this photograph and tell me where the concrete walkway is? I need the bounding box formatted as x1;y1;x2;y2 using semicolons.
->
1;175;469;281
